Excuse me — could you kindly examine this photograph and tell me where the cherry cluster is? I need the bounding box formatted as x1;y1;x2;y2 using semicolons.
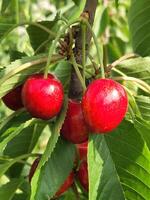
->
2;73;128;197
2;73;128;137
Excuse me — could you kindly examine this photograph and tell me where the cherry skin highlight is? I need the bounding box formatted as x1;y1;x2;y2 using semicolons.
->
29;158;74;197
76;141;88;161
22;74;64;120
61;99;89;144
82;79;128;133
77;161;88;191
2;85;23;111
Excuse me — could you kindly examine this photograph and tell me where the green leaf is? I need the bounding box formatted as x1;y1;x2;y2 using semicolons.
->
10;51;27;62
88;134;125;200
72;0;80;6
116;57;150;84
0;23;15;41
35;138;75;200
0;161;16;178
135;96;150;121
65;1;86;22
107;37;125;63
0;153;35;178
0;54;47;98
135;117;150;150
30;97;68;200
27;21;56;52
1;0;11;13
88;120;150;200
3;122;45;178
12;193;27;200
0;178;24;200
0;123;27;153
0;110;31;136
53;61;72;91
0;54;63;98
128;0;150;56
4;123;45;157
105;120;150;199
98;7;109;37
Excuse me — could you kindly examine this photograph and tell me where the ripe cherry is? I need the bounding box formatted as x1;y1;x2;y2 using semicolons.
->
2;85;23;111
22;74;64;120
82;79;128;133
77;161;88;191
55;172;74;197
29;157;74;197
61;99;89;144
76;141;88;161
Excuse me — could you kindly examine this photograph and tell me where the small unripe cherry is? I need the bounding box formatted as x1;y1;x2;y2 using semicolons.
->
76;141;88;161
2;85;23;111
61;99;89;144
77;161;88;191
29;157;74;197
22;74;64;120
82;79;128;133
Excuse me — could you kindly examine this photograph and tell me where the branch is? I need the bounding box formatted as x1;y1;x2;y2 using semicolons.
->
69;0;98;99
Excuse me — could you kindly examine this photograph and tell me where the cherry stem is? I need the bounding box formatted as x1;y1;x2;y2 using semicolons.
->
81;22;86;83
72;183;80;200
106;53;138;72
70;51;87;91
82;19;105;78
0;54;63;86
44;19;80;78
113;76;150;94
88;53;99;75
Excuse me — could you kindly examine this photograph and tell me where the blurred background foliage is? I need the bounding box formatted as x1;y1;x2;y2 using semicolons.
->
0;0;131;67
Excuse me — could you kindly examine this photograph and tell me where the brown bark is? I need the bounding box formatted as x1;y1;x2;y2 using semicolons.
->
69;0;98;99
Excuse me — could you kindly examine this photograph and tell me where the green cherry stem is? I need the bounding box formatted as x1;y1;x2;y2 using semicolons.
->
113;75;150;94
81;22;86;83
70;52;87;91
88;53;99;75
83;19;105;78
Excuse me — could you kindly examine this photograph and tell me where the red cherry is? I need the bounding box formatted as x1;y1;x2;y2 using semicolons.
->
55;172;74;197
77;161;88;191
22;74;64;120
61;99;89;144
2;85;23;111
29;158;74;197
82;79;128;133
76;141;88;161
